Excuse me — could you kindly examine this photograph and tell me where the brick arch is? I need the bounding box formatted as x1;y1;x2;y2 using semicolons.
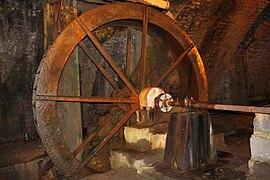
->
225;4;270;105
201;0;270;104
243;5;270;103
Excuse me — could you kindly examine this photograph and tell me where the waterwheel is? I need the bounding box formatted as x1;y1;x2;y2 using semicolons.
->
33;2;208;178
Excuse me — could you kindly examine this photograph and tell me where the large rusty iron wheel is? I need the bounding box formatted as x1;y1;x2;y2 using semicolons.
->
33;2;208;178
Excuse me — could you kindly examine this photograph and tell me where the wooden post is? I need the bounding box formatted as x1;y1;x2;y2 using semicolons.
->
163;111;215;170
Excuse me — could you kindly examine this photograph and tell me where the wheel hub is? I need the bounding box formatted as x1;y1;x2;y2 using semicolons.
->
139;87;164;111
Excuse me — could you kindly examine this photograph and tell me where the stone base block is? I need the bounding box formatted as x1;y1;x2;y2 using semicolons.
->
253;113;270;134
110;149;163;170
250;134;270;162
0;158;43;180
248;160;270;180
124;126;167;152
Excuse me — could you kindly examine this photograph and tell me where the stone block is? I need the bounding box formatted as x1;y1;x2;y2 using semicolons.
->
248;161;270;180
250;134;270;162
0;158;42;180
253;113;270;134
110;149;163;170
124;126;167;152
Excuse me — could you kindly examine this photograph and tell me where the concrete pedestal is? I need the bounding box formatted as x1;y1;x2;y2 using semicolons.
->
124;126;167;152
249;113;270;178
110;110;169;170
110;149;163;170
110;110;216;172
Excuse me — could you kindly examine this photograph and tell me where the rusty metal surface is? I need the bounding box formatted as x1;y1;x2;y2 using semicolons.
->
33;2;208;177
152;43;195;87
81;0;170;9
140;6;148;90
192;102;270;114
76;17;139;96
126;28;132;75
67;105;139;179
72;127;99;156
79;41;121;92
36;95;138;103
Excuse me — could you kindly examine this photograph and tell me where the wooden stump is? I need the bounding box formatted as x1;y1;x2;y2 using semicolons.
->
163;111;215;170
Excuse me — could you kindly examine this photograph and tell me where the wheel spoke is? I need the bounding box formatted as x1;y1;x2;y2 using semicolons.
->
79;41;121;93
36;95;138;104
68;106;139;179
126;28;132;76
73;126;99;156
76;17;138;96
140;6;149;90
152;43;195;87
141;57;173;87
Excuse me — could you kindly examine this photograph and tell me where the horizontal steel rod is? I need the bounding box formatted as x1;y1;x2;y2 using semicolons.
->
36;95;137;104
193;102;270;114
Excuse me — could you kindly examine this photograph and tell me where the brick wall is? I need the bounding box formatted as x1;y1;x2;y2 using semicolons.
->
171;0;270;104
205;0;269;104
245;6;270;102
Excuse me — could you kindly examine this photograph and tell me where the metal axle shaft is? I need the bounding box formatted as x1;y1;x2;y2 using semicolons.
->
192;102;270;114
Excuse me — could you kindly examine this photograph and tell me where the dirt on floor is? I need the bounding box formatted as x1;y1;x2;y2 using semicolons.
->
82;112;254;180
0;112;256;179
0;139;45;168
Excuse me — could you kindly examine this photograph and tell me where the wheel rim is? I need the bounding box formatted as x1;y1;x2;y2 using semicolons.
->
33;2;208;177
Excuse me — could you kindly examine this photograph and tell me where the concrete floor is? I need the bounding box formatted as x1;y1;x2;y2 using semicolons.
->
83;112;255;179
1;112;266;179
